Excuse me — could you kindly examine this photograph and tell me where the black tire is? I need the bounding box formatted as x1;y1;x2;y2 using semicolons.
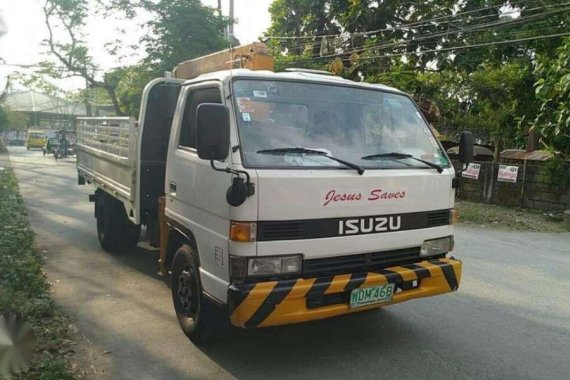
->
96;194;122;252
122;223;141;250
171;245;213;344
96;193;140;252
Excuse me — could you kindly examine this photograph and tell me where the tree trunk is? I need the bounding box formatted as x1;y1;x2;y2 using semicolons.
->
106;86;124;116
494;138;502;163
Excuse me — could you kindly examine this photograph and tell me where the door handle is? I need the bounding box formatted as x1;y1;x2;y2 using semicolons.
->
169;181;177;194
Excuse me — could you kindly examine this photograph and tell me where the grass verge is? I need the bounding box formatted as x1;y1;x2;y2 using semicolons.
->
456;200;568;232
0;166;74;379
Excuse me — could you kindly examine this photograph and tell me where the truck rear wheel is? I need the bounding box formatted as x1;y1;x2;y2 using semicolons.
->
96;193;140;252
171;244;213;344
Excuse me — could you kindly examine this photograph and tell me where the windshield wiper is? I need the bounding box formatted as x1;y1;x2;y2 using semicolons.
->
257;147;365;175
361;152;444;173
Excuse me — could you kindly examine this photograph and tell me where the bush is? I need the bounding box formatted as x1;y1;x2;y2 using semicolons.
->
0;168;74;379
540;156;570;189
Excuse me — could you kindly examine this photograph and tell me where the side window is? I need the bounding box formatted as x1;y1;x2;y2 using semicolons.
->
178;87;222;149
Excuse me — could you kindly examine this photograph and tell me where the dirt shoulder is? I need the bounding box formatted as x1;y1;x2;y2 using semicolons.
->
456;200;569;232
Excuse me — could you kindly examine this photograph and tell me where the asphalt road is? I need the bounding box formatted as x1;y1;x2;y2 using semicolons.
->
5;146;570;380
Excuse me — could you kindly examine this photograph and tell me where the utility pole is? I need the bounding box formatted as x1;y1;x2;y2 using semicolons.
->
228;0;234;39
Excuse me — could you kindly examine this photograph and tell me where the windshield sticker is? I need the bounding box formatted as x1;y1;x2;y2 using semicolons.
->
237;97;255;113
284;154;337;167
242;112;251;122
423;127;432;135
384;98;403;107
429;136;439;148
253;90;267;98
417;111;424;119
265;82;279;96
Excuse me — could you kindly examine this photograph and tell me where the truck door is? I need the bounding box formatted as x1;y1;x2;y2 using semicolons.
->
166;82;232;302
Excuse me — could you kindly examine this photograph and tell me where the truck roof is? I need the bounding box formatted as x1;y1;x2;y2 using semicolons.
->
184;69;405;95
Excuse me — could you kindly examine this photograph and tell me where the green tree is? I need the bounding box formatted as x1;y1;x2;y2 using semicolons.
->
141;0;229;74
42;0;125;115
533;36;570;154
266;0;565;151
0;105;8;133
105;65;155;116
0;106;28;132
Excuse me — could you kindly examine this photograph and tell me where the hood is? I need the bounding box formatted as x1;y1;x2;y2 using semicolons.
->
256;168;454;221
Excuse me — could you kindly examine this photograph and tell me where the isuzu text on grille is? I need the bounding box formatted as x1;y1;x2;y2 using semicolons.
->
338;216;402;235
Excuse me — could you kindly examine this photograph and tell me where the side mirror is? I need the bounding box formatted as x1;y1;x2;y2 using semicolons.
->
196;103;230;161
226;177;248;207
458;131;474;165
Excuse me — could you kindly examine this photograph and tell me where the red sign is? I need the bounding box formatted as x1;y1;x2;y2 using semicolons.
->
462;163;481;180
497;165;519;183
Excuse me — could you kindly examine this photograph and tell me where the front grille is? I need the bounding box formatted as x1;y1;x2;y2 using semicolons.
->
303;246;421;278
426;210;450;226
257;209;450;241
257;221;304;241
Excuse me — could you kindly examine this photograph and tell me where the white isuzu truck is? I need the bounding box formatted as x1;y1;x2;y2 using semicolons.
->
76;44;473;342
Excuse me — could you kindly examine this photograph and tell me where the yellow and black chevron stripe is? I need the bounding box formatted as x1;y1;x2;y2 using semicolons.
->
229;258;461;328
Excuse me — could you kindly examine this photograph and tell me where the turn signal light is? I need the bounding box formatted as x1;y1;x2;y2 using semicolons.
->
450;208;459;225
230;221;257;242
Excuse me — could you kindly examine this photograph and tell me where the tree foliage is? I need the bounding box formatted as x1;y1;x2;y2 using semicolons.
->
267;0;570;154
0;105;8;133
0;106;28;132
42;0;125;115
38;0;229;116
533;36;570;154
142;0;229;74
104;65;155;116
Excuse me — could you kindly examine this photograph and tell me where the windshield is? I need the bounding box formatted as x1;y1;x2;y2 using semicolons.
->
233;79;449;170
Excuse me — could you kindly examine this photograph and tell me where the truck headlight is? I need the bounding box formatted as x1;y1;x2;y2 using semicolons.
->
247;255;302;277
420;236;454;257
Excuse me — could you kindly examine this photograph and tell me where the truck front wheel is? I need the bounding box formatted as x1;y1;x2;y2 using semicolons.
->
171;244;212;344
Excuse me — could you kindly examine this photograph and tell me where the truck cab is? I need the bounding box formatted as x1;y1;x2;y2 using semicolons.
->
77;65;472;343
163;69;464;338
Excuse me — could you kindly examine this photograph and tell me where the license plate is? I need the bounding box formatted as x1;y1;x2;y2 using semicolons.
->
350;283;395;309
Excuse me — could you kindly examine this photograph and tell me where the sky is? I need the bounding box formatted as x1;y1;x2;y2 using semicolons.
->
0;0;273;93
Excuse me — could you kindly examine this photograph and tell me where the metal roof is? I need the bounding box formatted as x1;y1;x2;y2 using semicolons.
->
2;91;88;116
500;149;555;161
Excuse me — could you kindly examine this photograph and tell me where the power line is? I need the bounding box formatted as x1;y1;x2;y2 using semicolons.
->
308;6;570;62
265;0;535;41
268;0;567;54
282;1;567;55
287;30;570;67
0;62;42;68
329;31;570;63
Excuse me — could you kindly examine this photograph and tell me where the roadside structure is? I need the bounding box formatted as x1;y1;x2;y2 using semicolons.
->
1;90;113;131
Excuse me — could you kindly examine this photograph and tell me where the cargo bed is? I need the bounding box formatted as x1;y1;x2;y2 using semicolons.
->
76;117;138;219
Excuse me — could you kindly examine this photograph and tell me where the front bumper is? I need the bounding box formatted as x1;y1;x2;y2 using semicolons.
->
228;257;461;328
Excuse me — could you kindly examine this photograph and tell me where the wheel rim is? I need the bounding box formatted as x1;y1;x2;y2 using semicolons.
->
176;266;198;319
